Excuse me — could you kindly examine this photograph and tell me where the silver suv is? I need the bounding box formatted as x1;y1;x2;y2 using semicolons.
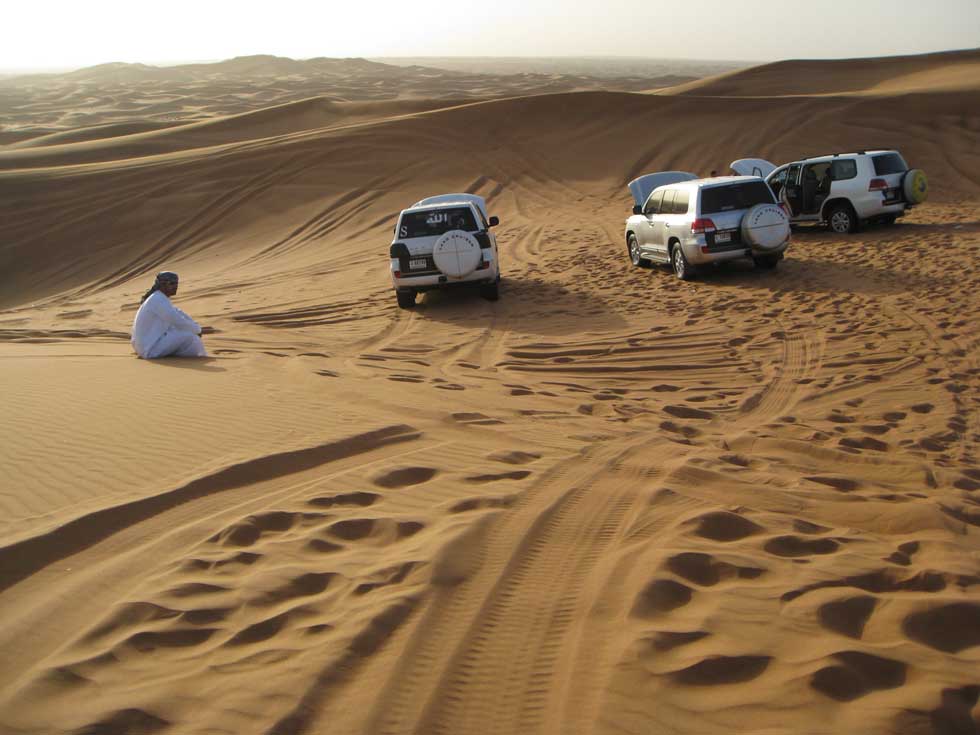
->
389;194;501;308
625;173;790;280
731;150;928;234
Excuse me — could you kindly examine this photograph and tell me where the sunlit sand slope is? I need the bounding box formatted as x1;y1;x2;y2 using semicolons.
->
0;52;979;735
665;47;980;96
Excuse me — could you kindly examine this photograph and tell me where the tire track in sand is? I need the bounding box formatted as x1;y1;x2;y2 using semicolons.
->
364;434;672;735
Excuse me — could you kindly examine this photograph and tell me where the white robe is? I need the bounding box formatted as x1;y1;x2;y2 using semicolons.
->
131;290;207;359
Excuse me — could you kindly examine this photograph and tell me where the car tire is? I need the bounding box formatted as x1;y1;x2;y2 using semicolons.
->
627;234;647;268
396;290;416;309
827;203;858;234
433;230;482;277
753;254;780;270
480;280;499;301
671;245;693;281
740;203;790;251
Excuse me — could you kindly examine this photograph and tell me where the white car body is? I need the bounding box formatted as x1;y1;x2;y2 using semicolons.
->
731;150;927;233
624;174;790;280
389;194;501;307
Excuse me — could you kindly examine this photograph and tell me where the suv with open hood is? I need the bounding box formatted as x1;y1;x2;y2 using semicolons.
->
389;194;501;308
731;150;927;233
625;172;791;280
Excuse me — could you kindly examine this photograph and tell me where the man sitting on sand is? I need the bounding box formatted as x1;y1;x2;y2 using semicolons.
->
131;271;207;359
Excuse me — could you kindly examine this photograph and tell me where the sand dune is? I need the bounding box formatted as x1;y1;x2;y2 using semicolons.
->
667;47;980;96
1;51;979;735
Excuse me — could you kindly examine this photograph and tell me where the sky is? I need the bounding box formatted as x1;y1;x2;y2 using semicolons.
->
4;0;979;71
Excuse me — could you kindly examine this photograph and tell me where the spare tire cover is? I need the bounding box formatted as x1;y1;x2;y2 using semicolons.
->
741;203;790;251
903;169;928;205
433;230;482;277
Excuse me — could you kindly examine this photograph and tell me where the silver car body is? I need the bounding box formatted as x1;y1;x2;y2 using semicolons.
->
731;150;912;225
624;175;789;268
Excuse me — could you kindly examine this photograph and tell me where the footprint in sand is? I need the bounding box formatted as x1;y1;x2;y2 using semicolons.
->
764;535;840;557
670;655;771;686
373;466;438;488
817;595;878;639
665;552;765;586
688;511;763;542
902;603;980;653
663;405;715;420
810;651;905;701
631;579;694;617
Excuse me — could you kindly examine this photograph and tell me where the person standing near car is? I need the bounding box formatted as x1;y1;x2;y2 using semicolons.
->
131;271;207;359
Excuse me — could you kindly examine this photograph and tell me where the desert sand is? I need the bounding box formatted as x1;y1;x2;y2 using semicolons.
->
0;49;978;735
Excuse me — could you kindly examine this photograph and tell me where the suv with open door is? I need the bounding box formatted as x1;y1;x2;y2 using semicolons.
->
625;172;790;280
731;150;927;234
389;194;501;308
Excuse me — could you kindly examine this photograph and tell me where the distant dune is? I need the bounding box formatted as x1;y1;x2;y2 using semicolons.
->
665;47;980;96
1;49;979;735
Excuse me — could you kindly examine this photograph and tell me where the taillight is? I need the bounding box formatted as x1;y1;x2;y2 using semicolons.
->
691;218;717;234
868;178;888;192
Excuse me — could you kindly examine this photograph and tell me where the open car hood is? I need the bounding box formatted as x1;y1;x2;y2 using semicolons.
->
628;172;698;207
412;193;488;219
730;158;777;178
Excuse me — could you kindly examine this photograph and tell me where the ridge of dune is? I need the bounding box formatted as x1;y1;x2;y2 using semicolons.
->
663;46;980;96
0;95;478;168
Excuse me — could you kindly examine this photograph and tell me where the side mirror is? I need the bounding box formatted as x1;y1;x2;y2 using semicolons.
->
632;204;642;215
488;216;499;227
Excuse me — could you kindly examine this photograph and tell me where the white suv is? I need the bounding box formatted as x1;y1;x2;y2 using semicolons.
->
731;150;927;234
389;194;501;308
625;172;790;280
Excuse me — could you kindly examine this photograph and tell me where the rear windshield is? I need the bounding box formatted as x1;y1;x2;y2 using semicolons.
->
699;181;775;215
872;153;908;175
398;207;476;238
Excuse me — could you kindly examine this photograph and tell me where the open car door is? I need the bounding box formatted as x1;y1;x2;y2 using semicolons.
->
730;158;777;179
628;172;698;208
413;193;489;220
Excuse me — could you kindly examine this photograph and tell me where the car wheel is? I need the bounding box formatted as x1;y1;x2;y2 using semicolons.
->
396;290;416;309
671;246;693;281
627;234;646;268
753;254;780;270
827;203;858;234
480;280;499;301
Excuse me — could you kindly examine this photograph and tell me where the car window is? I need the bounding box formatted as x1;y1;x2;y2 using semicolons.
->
872;153;908;175
699;181;776;214
660;189;677;214
398;207;476;238
671;189;690;214
644;190;665;215
830;159;858;180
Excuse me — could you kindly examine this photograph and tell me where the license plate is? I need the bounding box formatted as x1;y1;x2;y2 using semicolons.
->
409;258;427;270
715;231;732;243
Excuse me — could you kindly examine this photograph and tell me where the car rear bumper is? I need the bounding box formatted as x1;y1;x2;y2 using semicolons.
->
682;237;788;265
392;264;498;292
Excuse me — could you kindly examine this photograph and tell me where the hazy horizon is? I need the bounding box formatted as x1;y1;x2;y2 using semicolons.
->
3;0;978;71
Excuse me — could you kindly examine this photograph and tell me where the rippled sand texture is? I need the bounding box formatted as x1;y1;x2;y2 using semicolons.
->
1;49;979;735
